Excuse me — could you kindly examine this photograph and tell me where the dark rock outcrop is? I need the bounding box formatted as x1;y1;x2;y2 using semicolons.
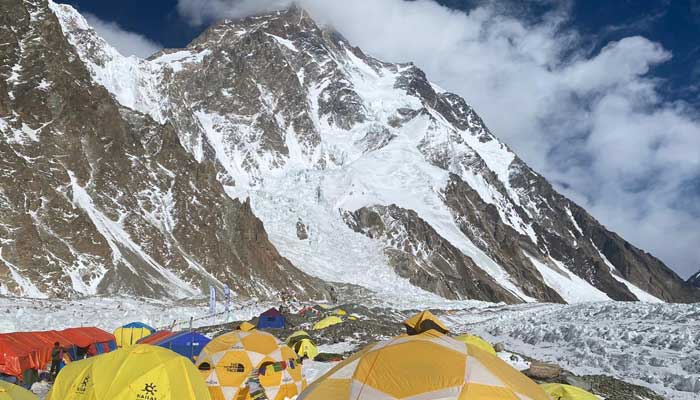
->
0;0;327;300
343;205;521;303
688;271;700;288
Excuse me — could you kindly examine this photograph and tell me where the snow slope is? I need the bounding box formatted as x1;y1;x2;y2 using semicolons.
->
43;1;689;305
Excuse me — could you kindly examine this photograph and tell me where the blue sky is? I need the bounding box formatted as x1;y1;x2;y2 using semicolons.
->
61;0;700;278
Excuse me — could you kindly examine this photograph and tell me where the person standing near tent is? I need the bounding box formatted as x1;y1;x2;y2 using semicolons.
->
50;342;64;381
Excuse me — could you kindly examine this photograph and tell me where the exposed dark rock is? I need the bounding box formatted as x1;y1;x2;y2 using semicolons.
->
0;0;328;300
343;205;521;303
296;219;308;240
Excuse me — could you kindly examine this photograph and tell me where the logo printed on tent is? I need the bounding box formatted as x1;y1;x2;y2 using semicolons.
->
136;382;158;400
143;383;157;395
76;375;90;394
224;363;245;373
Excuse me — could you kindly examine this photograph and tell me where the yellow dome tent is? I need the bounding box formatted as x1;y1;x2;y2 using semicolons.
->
312;315;343;330
541;383;598;400
454;334;497;356
47;344;210;400
113;322;155;348
403;310;449;335
334;309;347;316
0;381;38;400
237;321;256;332
195;330;306;400
298;313;548;400
286;331;319;360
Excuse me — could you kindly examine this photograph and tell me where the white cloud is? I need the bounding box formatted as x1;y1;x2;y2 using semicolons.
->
176;0;700;278
84;13;162;58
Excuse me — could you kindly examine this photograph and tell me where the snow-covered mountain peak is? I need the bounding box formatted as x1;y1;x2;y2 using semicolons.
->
2;0;697;304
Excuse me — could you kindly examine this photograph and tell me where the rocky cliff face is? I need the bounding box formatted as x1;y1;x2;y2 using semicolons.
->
0;0;328;300
1;0;697;304
688;271;700;289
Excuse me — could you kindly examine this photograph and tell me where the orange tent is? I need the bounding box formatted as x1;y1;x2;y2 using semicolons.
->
0;328;115;378
0;335;38;377
60;328;114;348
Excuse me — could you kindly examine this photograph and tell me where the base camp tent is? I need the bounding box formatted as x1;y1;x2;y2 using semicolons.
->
403;310;449;335
0;328;115;379
541;383;599;400
286;331;318;360
150;332;211;362
298;311;548;400
256;309;285;329
454;334;497;356
237;322;255;332
113;322;155;348
0;380;38;400
0;335;39;377
312;316;343;330
47;345;210;400
136;330;173;345
59;328;116;357
195;330;305;400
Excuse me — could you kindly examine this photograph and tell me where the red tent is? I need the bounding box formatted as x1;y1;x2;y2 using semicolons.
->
3;334;44;370
59;327;116;356
60;328;113;348
31;330;77;365
0;335;38;377
136;330;173;345
0;327;115;378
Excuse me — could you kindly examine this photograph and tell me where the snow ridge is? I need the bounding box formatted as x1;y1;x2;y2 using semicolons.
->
46;2;672;305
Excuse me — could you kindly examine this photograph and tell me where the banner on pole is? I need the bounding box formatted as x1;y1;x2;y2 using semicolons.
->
209;286;216;314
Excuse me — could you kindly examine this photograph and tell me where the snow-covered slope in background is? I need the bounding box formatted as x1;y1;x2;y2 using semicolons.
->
41;1;700;304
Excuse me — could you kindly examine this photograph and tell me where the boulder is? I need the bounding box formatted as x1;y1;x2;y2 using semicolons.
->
524;361;561;379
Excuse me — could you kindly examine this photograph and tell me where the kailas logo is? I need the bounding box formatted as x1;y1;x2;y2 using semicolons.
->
75;375;89;394
135;383;158;400
143;383;157;395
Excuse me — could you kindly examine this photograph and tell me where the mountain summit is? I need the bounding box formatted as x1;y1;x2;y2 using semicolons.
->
1;0;698;304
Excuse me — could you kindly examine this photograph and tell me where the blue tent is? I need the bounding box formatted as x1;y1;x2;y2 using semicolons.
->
153;331;211;361
121;322;155;331
257;308;285;329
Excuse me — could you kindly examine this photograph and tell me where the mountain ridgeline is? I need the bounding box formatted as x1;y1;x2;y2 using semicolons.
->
0;0;697;303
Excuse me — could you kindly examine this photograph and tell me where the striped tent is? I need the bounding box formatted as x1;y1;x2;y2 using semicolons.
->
195;330;305;400
298;315;547;400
